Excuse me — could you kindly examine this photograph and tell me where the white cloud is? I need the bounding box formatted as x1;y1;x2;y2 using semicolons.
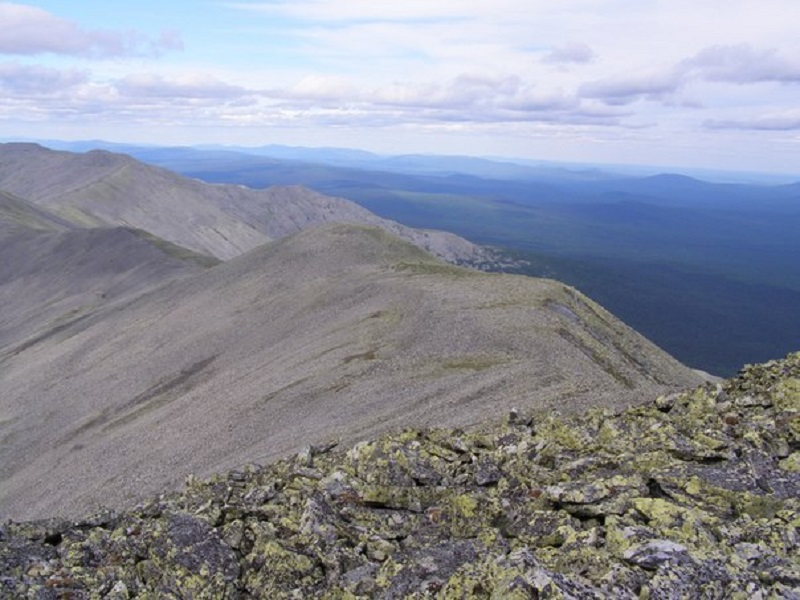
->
0;2;182;57
256;72;623;129
371;75;520;110
279;75;358;103
705;109;800;131
541;43;595;65
116;73;248;99
579;71;684;106
0;61;87;94
683;44;800;84
578;42;800;109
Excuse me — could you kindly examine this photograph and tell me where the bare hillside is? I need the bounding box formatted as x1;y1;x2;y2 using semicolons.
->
0;143;490;264
0;226;217;362
0;190;72;237
0;224;702;520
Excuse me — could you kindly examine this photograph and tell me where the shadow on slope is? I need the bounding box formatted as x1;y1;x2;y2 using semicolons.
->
0;227;217;355
0;190;73;237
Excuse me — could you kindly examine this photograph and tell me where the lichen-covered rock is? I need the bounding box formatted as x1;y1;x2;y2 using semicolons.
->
2;352;799;597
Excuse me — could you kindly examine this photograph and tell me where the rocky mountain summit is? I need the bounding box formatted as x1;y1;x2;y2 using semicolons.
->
1;352;797;597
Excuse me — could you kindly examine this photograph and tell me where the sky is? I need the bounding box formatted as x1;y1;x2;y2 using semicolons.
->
1;1;799;174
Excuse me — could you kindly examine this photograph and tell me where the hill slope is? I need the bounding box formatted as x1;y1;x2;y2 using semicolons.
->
0;224;702;520
0;190;72;237
0;226;217;353
71;143;799;376
0;143;268;259
0;143;490;264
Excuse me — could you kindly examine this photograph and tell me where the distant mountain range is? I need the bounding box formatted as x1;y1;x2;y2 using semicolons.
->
30;138;800;184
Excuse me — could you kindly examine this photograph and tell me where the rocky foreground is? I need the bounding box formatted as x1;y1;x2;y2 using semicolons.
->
2;353;799;598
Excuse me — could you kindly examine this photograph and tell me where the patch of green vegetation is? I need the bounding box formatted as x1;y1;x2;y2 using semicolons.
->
394;261;477;277
0;430;18;448
10;311;95;356
0;416;19;448
330;223;434;263
49;305;94;327
303;341;351;363
556;327;635;389
257;377;312;407
0;196;58;231
59;410;110;445
360;308;403;327
53;205;102;227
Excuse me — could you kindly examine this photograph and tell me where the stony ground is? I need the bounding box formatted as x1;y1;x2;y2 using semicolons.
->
2;352;798;598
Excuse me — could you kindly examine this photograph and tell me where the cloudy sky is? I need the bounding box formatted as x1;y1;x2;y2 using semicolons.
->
1;1;799;173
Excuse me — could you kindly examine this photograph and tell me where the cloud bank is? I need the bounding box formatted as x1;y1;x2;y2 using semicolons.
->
0;2;182;57
1;1;798;172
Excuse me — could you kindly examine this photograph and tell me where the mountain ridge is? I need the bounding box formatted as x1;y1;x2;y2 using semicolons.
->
3;142;787;597
0;143;492;265
0;223;702;521
0;189;73;236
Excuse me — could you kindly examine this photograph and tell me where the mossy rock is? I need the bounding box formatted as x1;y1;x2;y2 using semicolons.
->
1;352;799;597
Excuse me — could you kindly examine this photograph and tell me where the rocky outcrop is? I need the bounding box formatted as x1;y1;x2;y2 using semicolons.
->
2;352;797;597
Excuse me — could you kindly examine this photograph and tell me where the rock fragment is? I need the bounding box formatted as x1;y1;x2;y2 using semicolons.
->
1;351;798;597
